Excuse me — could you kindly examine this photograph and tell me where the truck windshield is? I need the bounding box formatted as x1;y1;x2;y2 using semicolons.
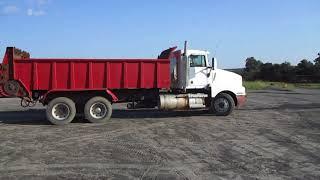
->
189;55;206;67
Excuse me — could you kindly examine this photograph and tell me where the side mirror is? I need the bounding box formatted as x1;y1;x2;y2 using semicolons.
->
212;57;217;70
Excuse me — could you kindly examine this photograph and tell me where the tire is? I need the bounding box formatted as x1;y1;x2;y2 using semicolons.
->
4;80;20;96
46;97;76;125
211;93;235;116
84;96;112;123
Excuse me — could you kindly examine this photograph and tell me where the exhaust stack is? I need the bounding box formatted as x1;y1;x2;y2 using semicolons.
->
184;41;187;56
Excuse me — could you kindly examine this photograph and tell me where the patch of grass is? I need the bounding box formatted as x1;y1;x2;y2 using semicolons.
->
244;81;320;90
269;82;295;90
295;83;320;89
244;81;295;90
244;81;270;90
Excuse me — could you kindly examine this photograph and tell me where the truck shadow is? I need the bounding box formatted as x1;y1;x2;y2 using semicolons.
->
112;109;211;119
0;109;49;125
0;109;89;125
1;102;320;125
0;109;213;125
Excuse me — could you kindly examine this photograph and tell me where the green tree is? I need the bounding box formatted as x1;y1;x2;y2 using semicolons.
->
272;64;282;81
259;63;273;81
279;62;295;82
296;59;314;75
244;57;263;80
259;62;294;82
245;57;263;72
314;53;320;81
314;53;320;66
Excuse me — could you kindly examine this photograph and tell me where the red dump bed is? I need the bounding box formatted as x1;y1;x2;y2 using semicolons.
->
0;47;176;98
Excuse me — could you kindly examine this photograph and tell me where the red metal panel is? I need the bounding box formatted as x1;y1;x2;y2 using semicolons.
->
140;62;144;88
37;63;51;90
92;62;105;89
143;62;156;88
156;62;159;88
88;62;93;88
123;62;127;88
69;62;74;89
73;63;87;89
109;62;123;89
51;62;57;89
15;62;32;91
32;62;38;90
56;62;69;89
158;62;170;88
126;62;139;88
105;62;109;88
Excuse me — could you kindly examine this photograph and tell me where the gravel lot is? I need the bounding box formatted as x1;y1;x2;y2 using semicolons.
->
0;89;319;180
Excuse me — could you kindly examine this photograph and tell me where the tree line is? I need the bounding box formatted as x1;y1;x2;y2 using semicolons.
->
243;53;320;82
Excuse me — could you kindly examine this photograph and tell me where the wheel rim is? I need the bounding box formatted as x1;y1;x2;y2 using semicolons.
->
52;103;70;121
90;102;107;119
214;98;230;113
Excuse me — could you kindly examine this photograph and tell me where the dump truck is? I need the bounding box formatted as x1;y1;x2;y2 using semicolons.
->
0;42;246;125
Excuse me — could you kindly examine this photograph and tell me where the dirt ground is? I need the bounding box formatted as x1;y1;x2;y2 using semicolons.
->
0;89;319;180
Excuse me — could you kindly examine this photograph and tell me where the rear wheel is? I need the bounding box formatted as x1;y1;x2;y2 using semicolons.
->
211;93;235;116
84;96;112;123
46;97;76;125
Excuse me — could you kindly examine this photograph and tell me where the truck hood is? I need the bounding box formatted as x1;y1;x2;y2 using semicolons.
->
213;69;245;95
215;69;243;83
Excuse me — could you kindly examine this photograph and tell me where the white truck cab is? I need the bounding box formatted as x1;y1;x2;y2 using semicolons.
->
186;49;246;97
159;42;246;116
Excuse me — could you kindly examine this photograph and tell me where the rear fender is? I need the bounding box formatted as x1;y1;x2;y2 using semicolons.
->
41;89;118;104
106;89;118;102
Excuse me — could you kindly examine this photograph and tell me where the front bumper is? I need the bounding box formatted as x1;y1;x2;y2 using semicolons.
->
236;95;246;107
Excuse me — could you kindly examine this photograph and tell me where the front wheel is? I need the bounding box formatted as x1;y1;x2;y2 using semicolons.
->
84;96;112;123
211;93;235;116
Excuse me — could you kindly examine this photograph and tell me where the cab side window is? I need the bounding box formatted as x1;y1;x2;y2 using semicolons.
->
189;55;206;67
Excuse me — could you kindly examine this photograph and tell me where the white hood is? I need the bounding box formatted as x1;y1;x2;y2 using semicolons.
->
211;69;246;97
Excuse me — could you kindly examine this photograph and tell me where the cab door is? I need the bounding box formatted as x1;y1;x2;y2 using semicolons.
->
187;55;209;89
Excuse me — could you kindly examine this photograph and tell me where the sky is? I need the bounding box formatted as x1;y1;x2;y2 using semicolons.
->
0;0;319;68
